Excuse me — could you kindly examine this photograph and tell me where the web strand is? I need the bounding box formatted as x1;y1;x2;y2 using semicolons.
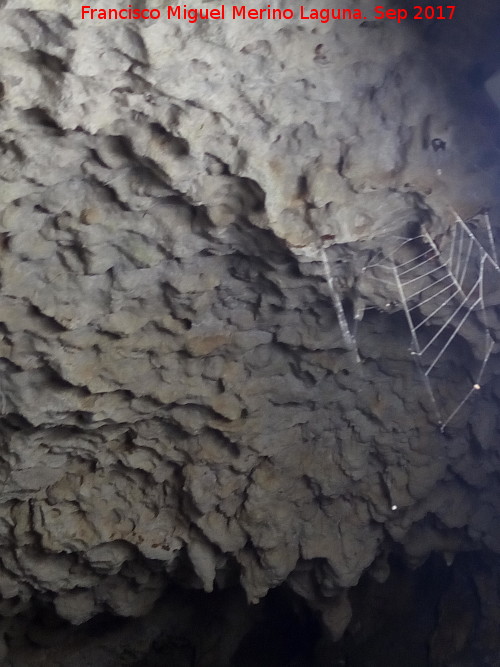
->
371;212;499;431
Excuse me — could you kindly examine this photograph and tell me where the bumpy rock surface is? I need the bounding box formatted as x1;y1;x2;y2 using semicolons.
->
1;0;500;663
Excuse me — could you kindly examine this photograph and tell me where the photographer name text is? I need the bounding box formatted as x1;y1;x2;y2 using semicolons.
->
80;5;457;23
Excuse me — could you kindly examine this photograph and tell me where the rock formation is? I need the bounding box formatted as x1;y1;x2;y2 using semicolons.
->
0;0;500;664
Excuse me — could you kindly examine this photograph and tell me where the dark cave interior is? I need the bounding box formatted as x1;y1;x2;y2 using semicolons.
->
6;550;499;666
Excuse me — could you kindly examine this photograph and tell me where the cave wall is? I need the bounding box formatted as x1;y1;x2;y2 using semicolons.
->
1;0;500;664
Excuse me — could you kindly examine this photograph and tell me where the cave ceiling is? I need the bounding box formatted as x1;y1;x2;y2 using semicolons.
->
1;0;500;664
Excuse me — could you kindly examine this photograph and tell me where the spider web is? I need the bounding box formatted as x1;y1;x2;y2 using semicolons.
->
369;210;500;431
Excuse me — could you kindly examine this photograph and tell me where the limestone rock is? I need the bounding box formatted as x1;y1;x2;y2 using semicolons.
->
0;2;499;664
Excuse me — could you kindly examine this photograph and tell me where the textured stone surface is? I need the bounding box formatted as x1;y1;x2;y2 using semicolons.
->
1;0;500;663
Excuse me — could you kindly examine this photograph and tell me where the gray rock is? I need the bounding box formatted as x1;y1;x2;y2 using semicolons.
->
0;4;499;663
